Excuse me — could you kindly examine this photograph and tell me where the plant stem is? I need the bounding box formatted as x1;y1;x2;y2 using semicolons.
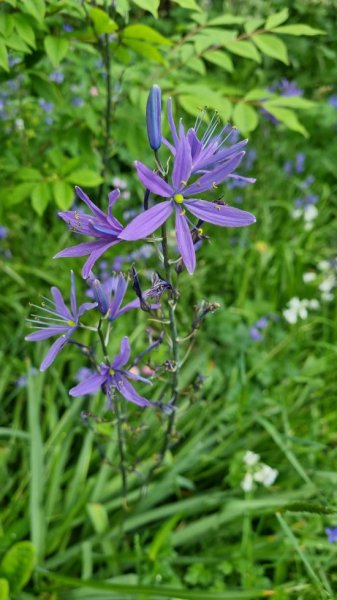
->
158;222;179;459
99;32;112;203
114;398;128;506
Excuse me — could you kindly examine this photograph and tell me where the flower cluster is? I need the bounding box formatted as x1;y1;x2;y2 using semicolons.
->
241;451;278;492
283;297;319;324
26;85;257;411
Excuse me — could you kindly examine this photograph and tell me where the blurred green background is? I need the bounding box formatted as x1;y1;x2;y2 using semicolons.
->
0;0;337;598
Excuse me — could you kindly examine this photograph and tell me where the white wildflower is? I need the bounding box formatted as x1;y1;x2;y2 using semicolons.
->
319;275;336;294
318;260;330;272
243;451;260;466
254;464;278;487
283;297;308;324
303;272;316;283
241;472;254;492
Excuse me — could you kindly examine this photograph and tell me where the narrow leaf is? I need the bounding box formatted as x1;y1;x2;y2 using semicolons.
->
253;34;289;64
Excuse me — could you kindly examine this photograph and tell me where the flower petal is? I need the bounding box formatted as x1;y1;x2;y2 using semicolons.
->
115;375;153;407
112;336;131;369
69;371;107;397
196;139;248;171
70;270;77;316
54;240;108;259
77;302;98;317
134;161;173;198
184;152;245;196
175;208;196;275
51;287;73;321
40;333;71;371
82;240;120;279
168;97;179;145
58;210;93;235
172;132;192;191
119;201;173;241
25;326;70;341
185;199;256;227
108;274;128;319
107;189;123;230
75;186;106;219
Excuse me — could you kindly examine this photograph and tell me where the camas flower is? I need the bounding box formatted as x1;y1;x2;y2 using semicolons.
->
164;99;252;182
54;186;123;278
88;272;159;318
25;271;96;371
69;336;157;409
120;133;255;274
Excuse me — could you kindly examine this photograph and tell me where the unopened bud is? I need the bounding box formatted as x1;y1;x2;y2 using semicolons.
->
146;84;162;151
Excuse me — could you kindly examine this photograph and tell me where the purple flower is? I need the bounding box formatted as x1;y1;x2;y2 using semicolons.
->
325;527;337;543
88;273;159;318
39;99;54;113
63;24;74;32
255;317;268;329
295;152;305;173
25;272;97;371
0;225;8;239
50;71;64;84
72;97;84;107
75;367;94;383
279;79;303;97
146;85;162;151
328;95;337;109
69;336;158;409
120;145;255;274
54;186;123;278
250;326;263;342
164;99;250;179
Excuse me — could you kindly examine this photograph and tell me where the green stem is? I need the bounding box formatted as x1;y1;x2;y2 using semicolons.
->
114;398;128;506
99;32;112;203
158;222;180;459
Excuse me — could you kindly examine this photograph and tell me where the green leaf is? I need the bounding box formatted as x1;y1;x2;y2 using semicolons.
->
225;40;261;63
124;39;165;63
131;0;159;18
1;541;36;593
203;50;233;72
0;13;14;37
66;169;103;187
6;182;35;205
186;56;205;75
13;14;36;47
264;96;315;109
44;36;69;67
272;24;325;36
0;579;9;600
171;0;202;12
22;0;45;24
208;15;245;26
5;33;32;53
244;88;273;101
0;42;9;71
265;8;289;30
233;103;258;133
17;168;42;182
194;28;236;53
31;182;51;215
263;105;308;136
253;34;288;64
89;7;118;35
52;180;75;210
86;503;109;534
122;24;171;45
244;18;264;34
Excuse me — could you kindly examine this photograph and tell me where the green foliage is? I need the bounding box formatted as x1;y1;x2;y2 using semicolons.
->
0;541;36;594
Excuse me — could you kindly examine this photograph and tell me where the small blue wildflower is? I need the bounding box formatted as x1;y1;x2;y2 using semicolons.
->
255;317;268;329
0;225;8;240
295;152;305;173
328;95;337;109
279;79;303;97
72;97;84;107
325;527;337;543
250;327;263;342
39;99;54;113
50;71;64;84
63;24;74;32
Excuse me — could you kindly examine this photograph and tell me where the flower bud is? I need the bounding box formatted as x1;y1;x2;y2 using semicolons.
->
88;277;109;315
146;84;162;151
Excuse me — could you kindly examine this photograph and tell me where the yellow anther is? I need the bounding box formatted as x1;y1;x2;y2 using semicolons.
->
179;209;186;216
212;182;218;189
109;368;115;376
181;180;187;185
174;194;184;204
67;320;76;326
197;227;203;236
74;211;80;220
